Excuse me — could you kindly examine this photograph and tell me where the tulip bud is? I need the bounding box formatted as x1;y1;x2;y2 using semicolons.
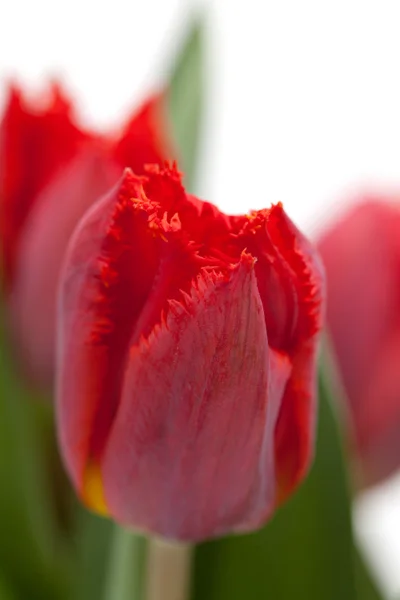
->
0;83;173;386
57;163;325;541
317;199;400;487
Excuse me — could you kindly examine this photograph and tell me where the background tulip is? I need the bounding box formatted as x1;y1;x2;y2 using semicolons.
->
0;83;174;386
0;84;87;288
317;199;400;487
57;163;325;542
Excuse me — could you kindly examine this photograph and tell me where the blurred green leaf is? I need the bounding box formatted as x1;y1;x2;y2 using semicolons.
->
192;364;385;600
70;509;114;600
354;545;385;600
0;309;68;600
0;572;16;600
70;490;147;600
167;17;204;192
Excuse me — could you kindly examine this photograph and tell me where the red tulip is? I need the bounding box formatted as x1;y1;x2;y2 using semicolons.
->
317;199;400;487
0;83;173;385
57;163;325;541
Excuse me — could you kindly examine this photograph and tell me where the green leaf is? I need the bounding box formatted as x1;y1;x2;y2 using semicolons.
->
192;363;385;600
0;571;16;600
70;509;114;600
70;494;147;600
0;309;68;600
354;544;385;600
167;17;204;192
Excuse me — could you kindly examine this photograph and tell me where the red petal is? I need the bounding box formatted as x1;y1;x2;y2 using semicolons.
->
267;204;324;344
217;205;325;500
229;204;323;351
0;83;88;287
57;169;203;492
358;327;400;485
113;93;174;174
101;256;291;541
269;207;325;501
318;199;400;486
10;145;119;385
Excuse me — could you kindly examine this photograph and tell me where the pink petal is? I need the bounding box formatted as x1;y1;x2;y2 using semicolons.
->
101;256;291;541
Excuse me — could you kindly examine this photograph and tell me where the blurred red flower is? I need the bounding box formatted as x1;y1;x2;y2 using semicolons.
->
318;199;400;486
0;83;173;385
57;163;325;541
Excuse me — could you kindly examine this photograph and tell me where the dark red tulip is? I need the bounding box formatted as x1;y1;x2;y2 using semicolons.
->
57;163;325;541
0;83;173;385
318;199;400;487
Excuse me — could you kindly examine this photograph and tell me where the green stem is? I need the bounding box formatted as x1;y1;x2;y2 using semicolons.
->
104;524;145;600
145;538;192;600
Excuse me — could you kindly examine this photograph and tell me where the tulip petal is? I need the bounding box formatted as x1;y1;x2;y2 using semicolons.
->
101;255;291;541
318;199;400;485
358;328;400;485
226;204;325;500
0;83;87;286
57;171;162;491
10;145;119;385
268;207;325;501
113;94;174;175
57;169;204;493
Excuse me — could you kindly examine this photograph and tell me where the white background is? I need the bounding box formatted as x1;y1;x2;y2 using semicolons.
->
2;1;400;596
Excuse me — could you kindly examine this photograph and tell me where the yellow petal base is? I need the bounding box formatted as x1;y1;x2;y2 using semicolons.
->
82;461;109;516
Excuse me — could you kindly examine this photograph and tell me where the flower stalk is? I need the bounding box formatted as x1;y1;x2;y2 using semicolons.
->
104;524;144;600
145;538;192;600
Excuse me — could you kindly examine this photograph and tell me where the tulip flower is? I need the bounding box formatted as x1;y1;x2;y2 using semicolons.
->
0;83;173;385
317;199;400;487
57;163;325;542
